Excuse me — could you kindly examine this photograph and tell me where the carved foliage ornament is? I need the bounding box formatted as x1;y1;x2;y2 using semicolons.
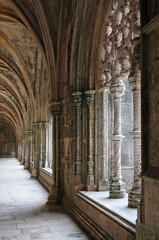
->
84;90;96;106
99;0;140;88
72;92;83;107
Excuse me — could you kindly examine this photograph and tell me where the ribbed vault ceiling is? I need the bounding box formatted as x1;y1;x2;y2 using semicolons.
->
0;0;60;139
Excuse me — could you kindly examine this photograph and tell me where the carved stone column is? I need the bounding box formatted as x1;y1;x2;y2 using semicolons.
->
84;90;96;190
29;131;33;164
17;138;22;161
44;122;49;168
31;123;39;178
47;101;62;204
72;92;83;185
21;134;25;165
128;38;141;208
24;130;30;169
38;122;44;168
109;77;126;198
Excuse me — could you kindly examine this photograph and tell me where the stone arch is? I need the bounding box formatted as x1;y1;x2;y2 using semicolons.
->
0;121;16;157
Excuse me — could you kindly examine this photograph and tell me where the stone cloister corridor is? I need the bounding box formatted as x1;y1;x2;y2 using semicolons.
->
0;0;159;239
0;158;91;240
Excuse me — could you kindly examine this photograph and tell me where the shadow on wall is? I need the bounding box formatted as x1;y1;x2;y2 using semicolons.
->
0;122;16;158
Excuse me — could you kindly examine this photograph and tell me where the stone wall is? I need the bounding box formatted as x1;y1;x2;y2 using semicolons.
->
136;2;159;239
0;123;16;157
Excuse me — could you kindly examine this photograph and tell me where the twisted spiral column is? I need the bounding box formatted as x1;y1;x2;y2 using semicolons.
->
109;77;126;198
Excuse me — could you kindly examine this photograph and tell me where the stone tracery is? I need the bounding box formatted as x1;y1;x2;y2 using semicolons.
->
99;0;141;204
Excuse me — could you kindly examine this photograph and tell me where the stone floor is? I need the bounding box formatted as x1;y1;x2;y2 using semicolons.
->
0;158;91;240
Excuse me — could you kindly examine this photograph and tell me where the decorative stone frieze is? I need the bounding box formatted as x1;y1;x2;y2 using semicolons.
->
109;77;126;198
84;90;96;190
72;92;83;185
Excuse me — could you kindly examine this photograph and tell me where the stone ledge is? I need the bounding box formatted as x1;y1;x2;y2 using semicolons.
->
63;196;112;240
38;168;52;191
63;193;136;240
77;192;136;233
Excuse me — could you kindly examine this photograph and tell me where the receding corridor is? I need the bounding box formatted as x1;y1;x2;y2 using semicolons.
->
0;158;91;240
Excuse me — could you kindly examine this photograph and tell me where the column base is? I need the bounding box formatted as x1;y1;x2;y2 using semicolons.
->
47;185;62;204
24;163;29;170
98;179;109;191
128;181;141;208
109;179;126;198
86;175;94;191
30;170;38;179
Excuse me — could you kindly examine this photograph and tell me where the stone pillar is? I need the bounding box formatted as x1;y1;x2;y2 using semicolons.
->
29;131;33;164
24;130;30;169
97;89;109;191
127;37;141;207
21;134;25;165
17;138;22;161
47;101;62;204
39;122;44;168
72;92;83;185
84;90;96;190
109;77;126;198
128;70;141;207
44;122;49;168
31;123;39;178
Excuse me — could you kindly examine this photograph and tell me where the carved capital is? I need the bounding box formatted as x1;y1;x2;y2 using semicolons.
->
49;101;62;116
21;134;25;139
38;122;44;130
32;123;39;129
84;90;96;106
24;130;32;137
44;122;49;130
72;92;83;107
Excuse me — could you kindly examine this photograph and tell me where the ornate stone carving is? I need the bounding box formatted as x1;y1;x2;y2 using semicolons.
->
109;78;126;198
85;90;96;106
84;90;96;190
99;0;140;89
128;39;141;207
72;92;83;107
24;130;32;136
72;92;83;185
49;101;62;116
